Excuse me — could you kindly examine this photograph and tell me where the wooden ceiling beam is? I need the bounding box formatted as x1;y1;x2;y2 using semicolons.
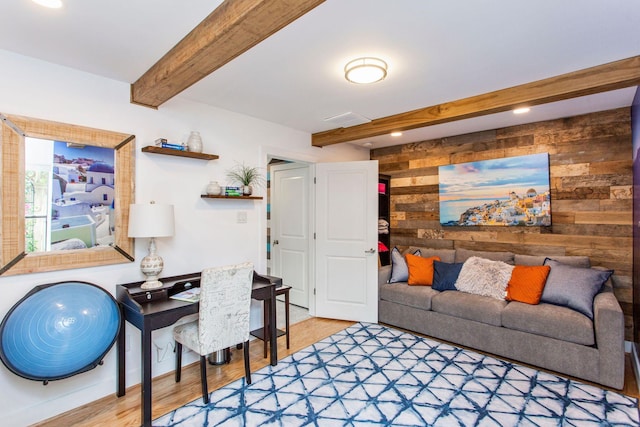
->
312;55;640;147
131;0;325;108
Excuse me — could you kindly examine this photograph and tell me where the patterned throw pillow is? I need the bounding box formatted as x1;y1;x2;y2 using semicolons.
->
406;254;441;286
506;265;551;304
388;247;421;283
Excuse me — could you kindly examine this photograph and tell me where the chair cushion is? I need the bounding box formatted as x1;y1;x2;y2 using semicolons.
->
173;321;201;354
502;301;595;346
432;291;506;327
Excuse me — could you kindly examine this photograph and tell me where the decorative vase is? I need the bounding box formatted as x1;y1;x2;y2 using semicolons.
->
243;185;252;195
206;181;222;196
187;131;203;153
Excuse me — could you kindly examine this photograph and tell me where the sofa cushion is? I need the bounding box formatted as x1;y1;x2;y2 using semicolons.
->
407;247;456;263
455;256;514;300
455;248;515;265
506;265;551;305
514;254;590;268
541;258;613;319
432;261;463;291
406;254;440;286
432;291;506;327
502;301;595;346
379;282;439;311
389;247;421;283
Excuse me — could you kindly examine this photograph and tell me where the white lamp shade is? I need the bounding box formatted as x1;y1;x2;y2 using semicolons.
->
128;203;175;238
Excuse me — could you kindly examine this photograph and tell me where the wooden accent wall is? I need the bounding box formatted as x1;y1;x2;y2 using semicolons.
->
371;107;634;340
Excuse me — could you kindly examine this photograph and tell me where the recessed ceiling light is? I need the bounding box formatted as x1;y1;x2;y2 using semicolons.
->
32;0;63;8
513;107;530;114
344;57;388;84
390;131;402;137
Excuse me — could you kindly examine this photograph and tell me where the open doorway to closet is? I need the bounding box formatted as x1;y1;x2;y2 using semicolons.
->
267;158;312;325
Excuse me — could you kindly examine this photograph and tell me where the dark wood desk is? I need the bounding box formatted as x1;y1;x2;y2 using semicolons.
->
116;271;281;427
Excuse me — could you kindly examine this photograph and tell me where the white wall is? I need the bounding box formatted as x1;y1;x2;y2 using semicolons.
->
0;49;369;426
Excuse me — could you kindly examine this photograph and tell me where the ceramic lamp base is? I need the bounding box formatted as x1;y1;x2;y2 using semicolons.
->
140;279;163;290
139;238;164;289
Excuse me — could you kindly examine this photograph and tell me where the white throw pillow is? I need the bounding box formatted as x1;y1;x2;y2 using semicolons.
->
388;247;421;283
455;256;514;300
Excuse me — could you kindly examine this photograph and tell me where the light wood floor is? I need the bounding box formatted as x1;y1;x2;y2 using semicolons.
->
34;317;639;427
33;317;353;427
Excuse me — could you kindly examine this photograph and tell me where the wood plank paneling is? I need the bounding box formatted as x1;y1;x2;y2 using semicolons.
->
371;107;634;340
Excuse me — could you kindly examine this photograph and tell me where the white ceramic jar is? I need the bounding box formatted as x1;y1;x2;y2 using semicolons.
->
187;131;203;153
206;181;222;196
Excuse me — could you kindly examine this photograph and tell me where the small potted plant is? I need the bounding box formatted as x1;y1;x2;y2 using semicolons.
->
226;162;265;195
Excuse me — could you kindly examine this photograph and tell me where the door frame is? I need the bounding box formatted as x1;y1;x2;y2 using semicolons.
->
270;161;312;309
260;146;317;315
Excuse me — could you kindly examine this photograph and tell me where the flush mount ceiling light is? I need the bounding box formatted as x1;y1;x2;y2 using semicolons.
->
32;0;63;8
344;57;388;84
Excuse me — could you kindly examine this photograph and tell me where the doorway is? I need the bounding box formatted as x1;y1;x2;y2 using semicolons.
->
265;154;379;324
269;160;312;309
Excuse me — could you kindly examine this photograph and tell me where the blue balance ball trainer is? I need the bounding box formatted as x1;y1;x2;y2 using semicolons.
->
0;281;120;383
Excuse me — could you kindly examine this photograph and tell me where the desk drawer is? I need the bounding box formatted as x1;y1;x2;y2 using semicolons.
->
131;288;168;304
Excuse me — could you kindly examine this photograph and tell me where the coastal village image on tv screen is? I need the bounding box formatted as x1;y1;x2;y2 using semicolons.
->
438;153;551;227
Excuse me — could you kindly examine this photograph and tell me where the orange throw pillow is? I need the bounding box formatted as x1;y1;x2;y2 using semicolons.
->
406;254;441;286
506;265;551;304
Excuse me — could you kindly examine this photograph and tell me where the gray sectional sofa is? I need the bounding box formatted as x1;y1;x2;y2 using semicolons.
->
378;247;625;389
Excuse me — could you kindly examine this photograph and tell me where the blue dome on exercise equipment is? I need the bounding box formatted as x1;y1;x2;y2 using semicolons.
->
0;281;120;383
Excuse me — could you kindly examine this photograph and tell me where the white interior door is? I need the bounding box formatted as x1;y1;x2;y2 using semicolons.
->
315;160;378;323
271;162;310;308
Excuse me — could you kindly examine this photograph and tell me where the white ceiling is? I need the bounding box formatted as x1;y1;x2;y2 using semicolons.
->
1;0;639;149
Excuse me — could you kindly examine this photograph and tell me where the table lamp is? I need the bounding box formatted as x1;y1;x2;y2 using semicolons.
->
128;201;175;289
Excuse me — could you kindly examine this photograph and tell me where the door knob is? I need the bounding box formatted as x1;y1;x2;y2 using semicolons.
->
365;248;375;253
273;240;279;245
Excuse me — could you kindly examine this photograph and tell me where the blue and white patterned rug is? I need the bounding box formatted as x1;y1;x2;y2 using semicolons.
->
154;323;640;426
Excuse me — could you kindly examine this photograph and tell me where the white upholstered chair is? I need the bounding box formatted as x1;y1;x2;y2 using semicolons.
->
173;262;254;404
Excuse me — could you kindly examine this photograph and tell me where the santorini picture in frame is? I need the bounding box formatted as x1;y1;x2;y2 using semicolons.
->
438;153;551;227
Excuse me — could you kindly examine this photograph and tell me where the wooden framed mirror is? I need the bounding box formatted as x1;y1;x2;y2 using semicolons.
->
0;113;135;276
